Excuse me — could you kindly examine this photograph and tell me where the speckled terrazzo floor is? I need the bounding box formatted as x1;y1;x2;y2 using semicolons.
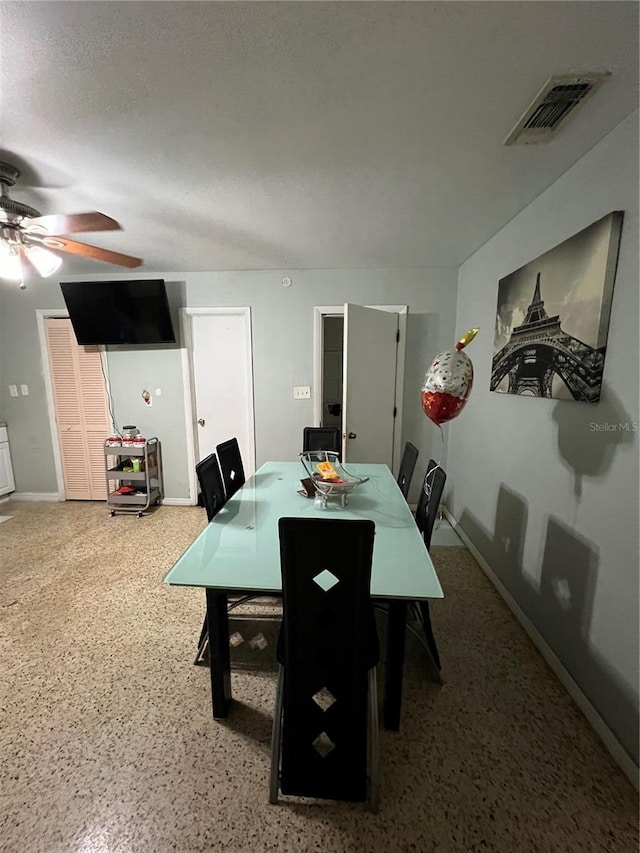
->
0;500;637;853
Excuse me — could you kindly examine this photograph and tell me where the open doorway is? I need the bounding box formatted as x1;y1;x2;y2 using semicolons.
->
313;304;407;472
321;315;344;434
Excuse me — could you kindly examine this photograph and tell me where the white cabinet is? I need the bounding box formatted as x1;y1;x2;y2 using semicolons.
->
0;425;15;496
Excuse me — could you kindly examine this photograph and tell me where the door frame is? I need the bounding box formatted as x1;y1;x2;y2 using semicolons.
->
180;307;256;505
36;308;112;501
313;305;407;474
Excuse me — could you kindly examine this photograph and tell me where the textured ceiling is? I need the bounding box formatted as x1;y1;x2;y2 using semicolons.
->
0;1;638;274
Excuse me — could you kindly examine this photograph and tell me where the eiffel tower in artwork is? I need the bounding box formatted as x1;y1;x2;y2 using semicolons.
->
491;272;605;402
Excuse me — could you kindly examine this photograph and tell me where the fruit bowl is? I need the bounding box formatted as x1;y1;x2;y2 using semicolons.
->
299;451;368;507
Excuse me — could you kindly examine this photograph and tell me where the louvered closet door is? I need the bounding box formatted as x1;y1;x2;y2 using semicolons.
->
45;318;110;500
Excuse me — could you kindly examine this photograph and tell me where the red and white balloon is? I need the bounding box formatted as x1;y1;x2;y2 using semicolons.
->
421;328;478;427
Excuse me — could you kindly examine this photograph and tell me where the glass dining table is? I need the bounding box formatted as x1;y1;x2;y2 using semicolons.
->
164;460;443;730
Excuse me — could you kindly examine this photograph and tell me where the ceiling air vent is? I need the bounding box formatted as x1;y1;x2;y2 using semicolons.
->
505;72;610;145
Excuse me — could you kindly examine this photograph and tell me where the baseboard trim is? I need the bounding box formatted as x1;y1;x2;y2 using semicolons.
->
11;492;62;502
8;494;194;506
443;506;639;791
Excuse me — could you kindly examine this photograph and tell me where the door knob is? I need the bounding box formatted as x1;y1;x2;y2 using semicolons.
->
348;431;357;439
197;418;205;427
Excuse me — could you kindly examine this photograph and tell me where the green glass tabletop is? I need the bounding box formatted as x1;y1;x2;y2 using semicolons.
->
164;461;443;601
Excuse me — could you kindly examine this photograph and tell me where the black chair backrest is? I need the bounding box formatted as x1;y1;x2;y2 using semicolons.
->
277;517;378;801
302;426;341;460
415;459;447;551
396;441;419;499
216;437;245;498
195;453;226;522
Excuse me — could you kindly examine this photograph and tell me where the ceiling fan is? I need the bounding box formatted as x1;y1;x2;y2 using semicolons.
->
0;160;142;288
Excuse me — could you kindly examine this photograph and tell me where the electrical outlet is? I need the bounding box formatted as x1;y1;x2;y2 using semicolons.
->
293;385;311;400
20;384;29;396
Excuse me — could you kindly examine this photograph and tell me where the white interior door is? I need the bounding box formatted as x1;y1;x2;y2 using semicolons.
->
189;309;255;477
342;303;399;466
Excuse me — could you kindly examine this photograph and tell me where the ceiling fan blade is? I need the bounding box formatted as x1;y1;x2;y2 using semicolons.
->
40;236;142;268
24;211;121;235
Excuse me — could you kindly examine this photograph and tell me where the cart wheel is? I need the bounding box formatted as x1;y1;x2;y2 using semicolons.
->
137;511;143;518
109;510;115;517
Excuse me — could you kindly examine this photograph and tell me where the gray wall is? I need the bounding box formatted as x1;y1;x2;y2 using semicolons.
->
447;111;639;764
0;268;458;501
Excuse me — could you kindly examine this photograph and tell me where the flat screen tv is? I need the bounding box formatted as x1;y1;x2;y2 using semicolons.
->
60;279;176;345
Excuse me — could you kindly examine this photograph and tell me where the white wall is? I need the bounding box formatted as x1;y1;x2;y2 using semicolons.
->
0;267;458;502
447;111;639;764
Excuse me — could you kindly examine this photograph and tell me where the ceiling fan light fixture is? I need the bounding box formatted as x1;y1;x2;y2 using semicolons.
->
0;161;143;275
0;243;23;281
42;236;66;249
26;244;63;277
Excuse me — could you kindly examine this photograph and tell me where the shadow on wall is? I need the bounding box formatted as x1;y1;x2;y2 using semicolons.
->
459;485;639;765
403;311;446;502
404;310;440;407
552;386;637;501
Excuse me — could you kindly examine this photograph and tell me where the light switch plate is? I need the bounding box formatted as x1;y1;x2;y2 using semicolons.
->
9;385;18;397
20;385;29;396
293;385;311;400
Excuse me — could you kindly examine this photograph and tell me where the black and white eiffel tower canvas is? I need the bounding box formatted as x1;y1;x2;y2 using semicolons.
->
491;211;624;402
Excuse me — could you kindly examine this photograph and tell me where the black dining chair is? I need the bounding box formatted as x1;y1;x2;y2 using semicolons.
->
270;517;379;810
416;459;447;552
372;458;446;677
194;453;227;665
216;437;246;498
411;459;447;672
194;450;273;666
396;441;419;500
196;452;226;523
302;426;341;460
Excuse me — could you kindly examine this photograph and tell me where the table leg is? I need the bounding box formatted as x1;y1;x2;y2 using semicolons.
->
383;599;407;731
206;589;232;718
